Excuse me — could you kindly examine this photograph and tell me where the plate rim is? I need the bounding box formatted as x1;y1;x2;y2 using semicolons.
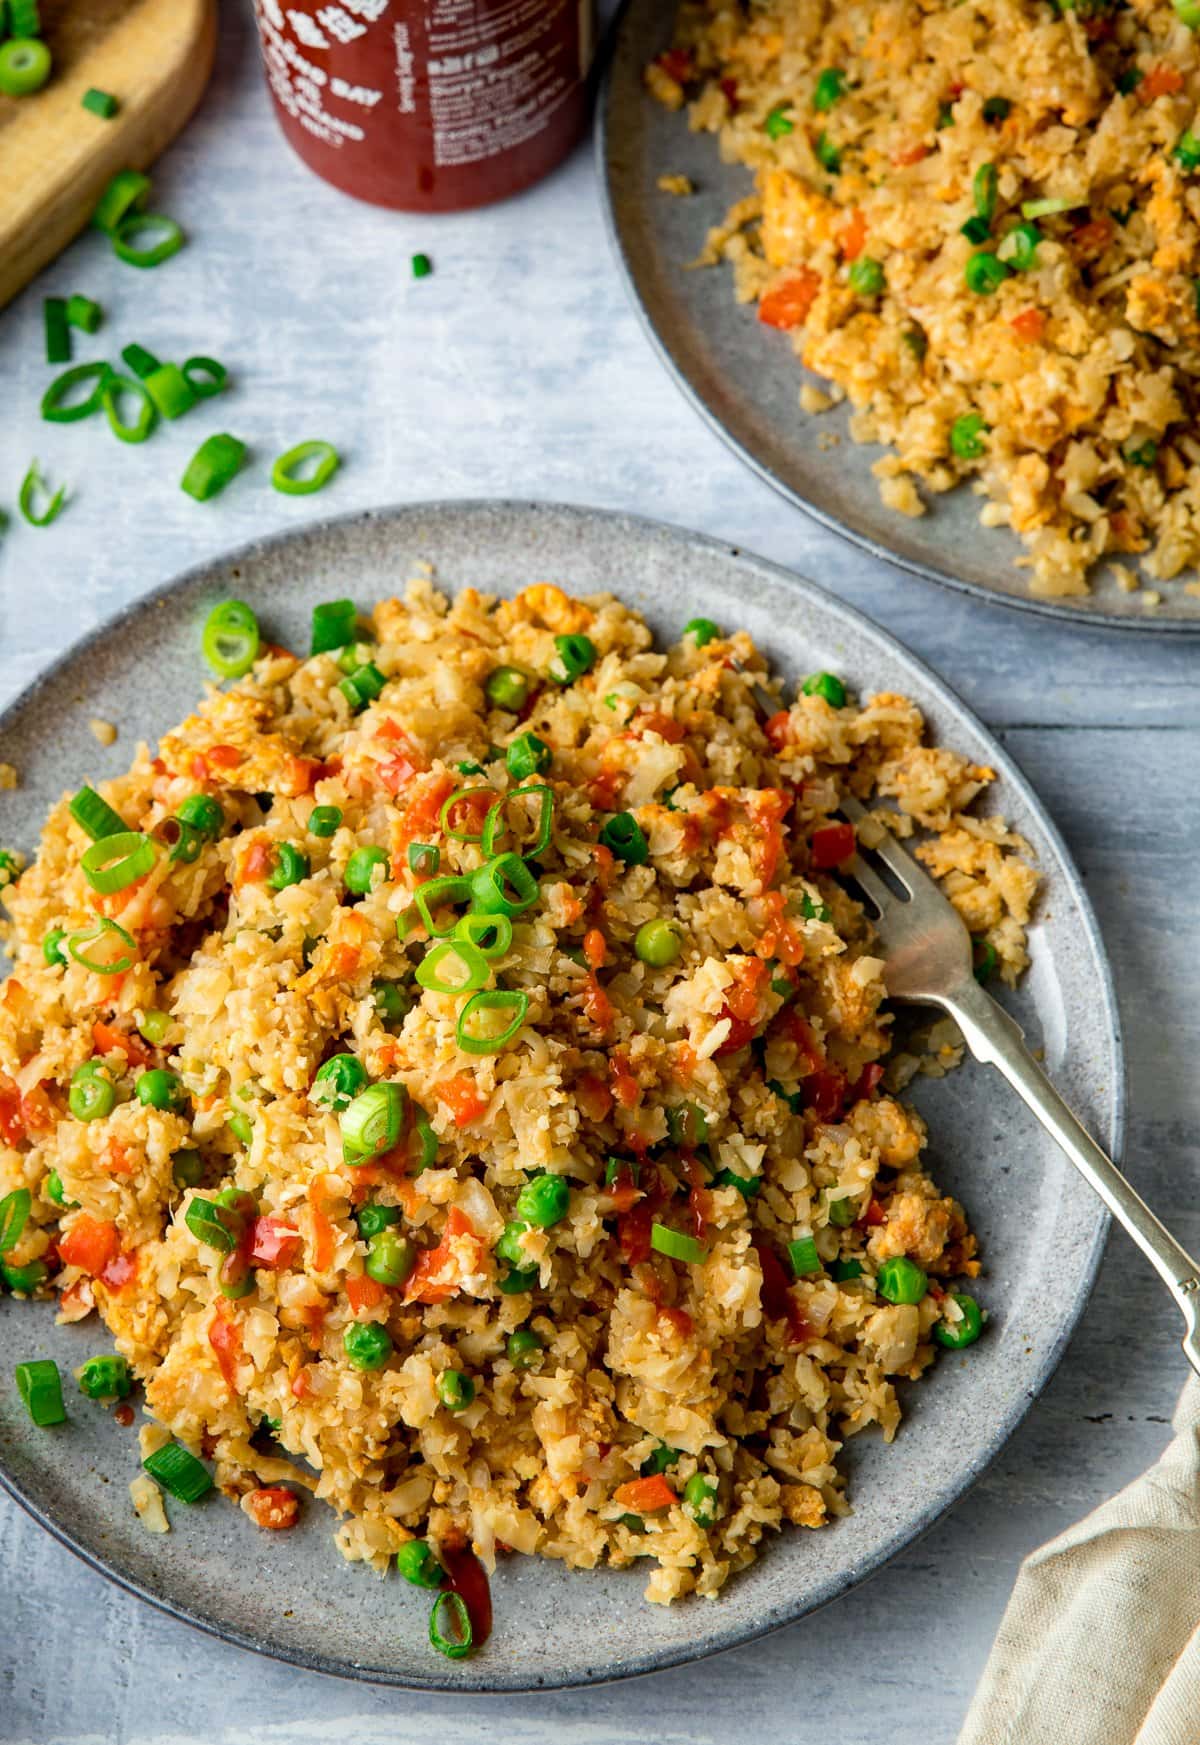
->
0;496;1123;1691
595;0;1200;636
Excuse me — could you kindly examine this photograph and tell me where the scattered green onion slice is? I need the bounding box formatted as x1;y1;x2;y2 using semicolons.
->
1020;196;1080;220
0;37;52;96
832;1257;863;1281
549;632;596;684
787;1236;822;1278
599;812;648;866
666;1102;708;1148
439;785;492;842
506;732;551;780
182;355;227;398
650;1223;708;1265
996;221;1040;270
813;67;845;111
480;784;553;858
764;102;793;139
202;599;259;678
411;252;433;279
42;926;68;966
816;131;842;173
267;843;309;890
44;297;70;365
184;1196;242;1253
80;831;156;894
340;1082;406;1162
876;1255;928;1304
414;874;473;937
0;1188;31;1254
311;598;357;655
82;87;120;118
227;1111;253;1145
143;1440;213;1502
15;1360;66;1427
469;852;539;916
272;440;340;495
18;459;67;527
11;0;42;30
182;433;246;503
950;413;989;461
415;939;489;996
454;911;514;960
429;1590;473;1660
144;362;198;420
973;162;998;224
93;169;151;234
964;251;1009;294
113;211;185;268
67;917;136;975
69;785;126;840
41;361;111;423
456;989;529;1054
982;96;1011;122
101;372;156;443
408;841;439;877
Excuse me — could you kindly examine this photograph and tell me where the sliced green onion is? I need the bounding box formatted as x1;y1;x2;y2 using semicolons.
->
1020;196;1081;220
340;1082;406;1162
82;87;120;118
996;220;1040;270
409;1109;438;1172
113;211;185;268
787;1236;822;1278
77;1354;132;1399
15;1360;66;1427
181;433;246;502
973;939;999;983
172;1149;204;1189
408;841;440;877
184;1195;242;1253
41;361;111;423
764;102;793;139
93;169;151;234
101;372;156;443
67;917;136;975
964;251;1009;294
650;1223;708;1265
18;459;67;527
1173;0;1200;27
11;1;42;30
960;215;990;245
44;298;70;365
469;852;539;916
973;162;998;224
41;924;68;965
813;68;845;111
439;786;492;842
397;1539;444;1587
182;355;228;398
456;989;528;1054
80;831;156;893
480;784;553;858
143;1440;213;1502
832;1257;863;1281
144;363;198;420
3;1260;48;1293
227;1111;253;1145
454;911;513;960
982;95;1011;122
0;36;52;95
307;805;342;837
311;598;357;655
436;1368;474;1411
202;599;259;678
267;843;309;890
599;812;648;866
411;251;433;279
429;1590;473;1659
950;413;988;461
816;131;842;173
45;1170;74;1206
414;874;473;937
272;440;340;495
339;662;386;712
665;1102;707;1148
121;343;160;378
826;1193;859;1228
69;785;126;840
549;632;596;684
0;1188;31;1254
415;939;489;995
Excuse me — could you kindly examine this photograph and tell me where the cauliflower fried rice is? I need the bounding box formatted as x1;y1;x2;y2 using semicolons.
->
0;578;1037;1627
648;0;1200;602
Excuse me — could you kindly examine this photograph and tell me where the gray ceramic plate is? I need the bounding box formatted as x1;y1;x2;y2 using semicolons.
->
598;0;1200;632
0;501;1119;1690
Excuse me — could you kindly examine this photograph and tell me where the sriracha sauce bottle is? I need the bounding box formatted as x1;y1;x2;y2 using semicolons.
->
253;0;596;212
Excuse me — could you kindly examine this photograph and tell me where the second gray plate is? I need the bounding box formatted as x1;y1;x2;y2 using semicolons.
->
0;500;1118;1689
598;0;1200;631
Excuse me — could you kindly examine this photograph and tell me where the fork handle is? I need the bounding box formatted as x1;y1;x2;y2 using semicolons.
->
945;977;1200;1378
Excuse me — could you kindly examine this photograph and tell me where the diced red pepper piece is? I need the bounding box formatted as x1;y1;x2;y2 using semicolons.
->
248;1216;301;1269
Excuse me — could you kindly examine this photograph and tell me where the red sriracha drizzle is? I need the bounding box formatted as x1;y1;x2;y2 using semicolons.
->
753;1237;812;1346
441;1542;493;1648
811;822;855;869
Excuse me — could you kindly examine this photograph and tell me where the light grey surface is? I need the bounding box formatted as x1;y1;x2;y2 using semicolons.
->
601;0;1200;628
0;2;1196;1741
0;500;1118;1690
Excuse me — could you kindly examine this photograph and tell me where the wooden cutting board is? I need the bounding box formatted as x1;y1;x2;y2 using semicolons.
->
0;0;218;310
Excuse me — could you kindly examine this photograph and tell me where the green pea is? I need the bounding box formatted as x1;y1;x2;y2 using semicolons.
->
137;1009;172;1045
640;1442;679;1477
77;1354;132;1400
683;1472;719;1527
3;1259;49;1293
506;1329;543;1369
848;256;884;297
514;1173;570;1229
171;1148;205;1189
344;845;388;896
506;732;551;781
365;1231;416;1287
826;1194;858;1228
343;1322;393;1370
498;1264;538;1295
69;1060;115;1122
396;1539;444;1588
495;1220;531;1266
683;617;720;646
436;1369;475;1412
485;666;530;712
800;671;846;708
268;843;310;890
356;1202;402;1239
307;805;342;837
875;1255;928;1305
933;1292;984;1349
634;919;682;968
312;1052;368;1111
136;1068;187;1112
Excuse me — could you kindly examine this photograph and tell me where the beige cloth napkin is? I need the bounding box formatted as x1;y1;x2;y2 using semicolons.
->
959;1375;1200;1745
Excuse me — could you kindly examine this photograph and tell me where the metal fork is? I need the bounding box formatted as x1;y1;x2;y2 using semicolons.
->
840;795;1200;1378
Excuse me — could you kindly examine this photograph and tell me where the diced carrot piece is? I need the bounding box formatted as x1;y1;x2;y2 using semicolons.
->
614;1474;676;1513
59;1214;120;1276
758;269;821;331
346;1274;388;1314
